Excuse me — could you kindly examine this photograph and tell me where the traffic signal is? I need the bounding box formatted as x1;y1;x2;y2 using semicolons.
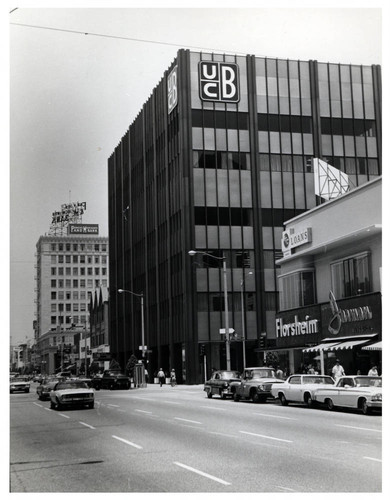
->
199;344;205;356
259;337;265;349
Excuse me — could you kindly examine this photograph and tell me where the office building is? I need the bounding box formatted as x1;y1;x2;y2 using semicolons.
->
108;49;381;383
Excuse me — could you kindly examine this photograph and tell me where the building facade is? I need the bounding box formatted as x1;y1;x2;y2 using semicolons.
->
89;286;111;372
275;177;381;376
108;49;381;384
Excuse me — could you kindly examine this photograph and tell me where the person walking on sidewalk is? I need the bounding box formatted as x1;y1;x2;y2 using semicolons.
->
157;368;165;387
170;369;177;387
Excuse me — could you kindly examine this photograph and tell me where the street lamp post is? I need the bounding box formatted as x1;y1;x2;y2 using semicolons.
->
240;271;253;370
188;250;231;371
118;289;145;358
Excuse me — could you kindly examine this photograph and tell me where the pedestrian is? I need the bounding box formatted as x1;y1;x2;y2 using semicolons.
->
331;359;345;381
170;368;177;387
157;368;165;387
307;364;316;374
368;365;379;376
276;365;284;379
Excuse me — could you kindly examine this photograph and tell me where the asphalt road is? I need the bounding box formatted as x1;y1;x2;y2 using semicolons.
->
10;382;382;493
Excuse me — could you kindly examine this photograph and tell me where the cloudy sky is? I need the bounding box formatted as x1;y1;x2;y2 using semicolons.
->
6;2;383;345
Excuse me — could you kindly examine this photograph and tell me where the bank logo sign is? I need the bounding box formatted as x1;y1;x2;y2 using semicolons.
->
199;62;240;103
167;66;178;114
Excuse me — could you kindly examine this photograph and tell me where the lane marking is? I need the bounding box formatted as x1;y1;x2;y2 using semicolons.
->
240;430;292;443
33;402;43;408
135;409;153;414
209;431;239;439
174;462;231;485
164;401;182;405
79;421;96;429
107;404;120;408
253;412;296;420
44;407;52;411
112;435;142;449
59;413;70;419
335;424;381;433
200;406;227;411
276;486;297;492
363;456;382;463
174;417;202;425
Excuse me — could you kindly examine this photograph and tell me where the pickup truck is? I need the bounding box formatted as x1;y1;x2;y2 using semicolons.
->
231;367;283;403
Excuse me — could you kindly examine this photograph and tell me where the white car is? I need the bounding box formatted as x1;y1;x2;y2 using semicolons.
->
270;374;335;407
10;376;30;394
313;375;382;415
49;380;95;410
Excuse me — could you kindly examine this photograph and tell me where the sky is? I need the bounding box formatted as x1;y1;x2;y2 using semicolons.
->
5;1;385;346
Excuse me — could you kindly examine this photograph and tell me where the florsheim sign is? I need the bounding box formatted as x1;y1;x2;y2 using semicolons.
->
68;224;99;235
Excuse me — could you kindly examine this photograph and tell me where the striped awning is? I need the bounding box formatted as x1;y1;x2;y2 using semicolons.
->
362;341;382;351
332;339;369;350
302;342;341;353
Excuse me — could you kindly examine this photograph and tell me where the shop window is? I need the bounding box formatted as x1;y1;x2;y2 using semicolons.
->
278;269;316;311
331;252;371;299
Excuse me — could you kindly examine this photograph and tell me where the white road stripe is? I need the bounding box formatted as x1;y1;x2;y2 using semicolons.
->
174;462;231;485
33;402;43;408
135;409;153;414
335;424;381;433
59;413;70;419
44;407;51;411
253;412;296;420
79;421;95;429
112;435;142;449
107;404;120;408
174;417;202;425
363;456;382;463
240;430;292;443
200;406;227;411
276;486;297;492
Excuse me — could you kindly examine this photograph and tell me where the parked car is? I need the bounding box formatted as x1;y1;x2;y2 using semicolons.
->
204;370;241;399
313;375;382;415
49;380;95;410
10;376;30;394
271;374;335;407
231;367;284;403
270;374;335;407
91;370;130;390
36;377;61;400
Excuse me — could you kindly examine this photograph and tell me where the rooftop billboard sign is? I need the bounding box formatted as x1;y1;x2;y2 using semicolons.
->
199;62;240;103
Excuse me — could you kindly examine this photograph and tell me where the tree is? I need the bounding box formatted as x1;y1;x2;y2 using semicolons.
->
109;358;121;370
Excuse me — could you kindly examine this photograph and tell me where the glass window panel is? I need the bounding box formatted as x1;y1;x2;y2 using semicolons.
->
345;158;356;174
366;138;377;158
289;79;300;97
270;132;280;153
239;130;250;152
267;77;278;96
302;133;313;154
270;154;281;171
290;98;301;115
192;128;203;149
204;128;215;150
258;132;269;153
333;136;344;156
294;172;306;209
279;98;290;114
355;136;367;157
281;155;293;172
319;100;330;117
278;78;289;96
281;132;291;153
344;136;355;156
257;95;268;113
301;99;312;116
368;159;379;175
268;97;279;113
331;101;342;117
282;172;294;208
193;170;205;205
256;76;267;94
271;172;283;208
259;153;270;171
256;58;266;76
321;135;332;155
291;133;303;154
215;129;227;150
317;63;328;81
227;130;238;151
353;99;364;119
365;102;375;119
262;227;274;249
205;170;217;205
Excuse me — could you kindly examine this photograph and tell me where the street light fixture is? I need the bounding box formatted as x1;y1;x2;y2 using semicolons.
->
118;289;145;358
188;250;231;370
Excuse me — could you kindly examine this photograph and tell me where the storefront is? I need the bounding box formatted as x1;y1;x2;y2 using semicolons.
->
274;292;381;376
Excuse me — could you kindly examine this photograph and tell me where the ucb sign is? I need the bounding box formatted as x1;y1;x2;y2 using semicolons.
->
199;62;240;103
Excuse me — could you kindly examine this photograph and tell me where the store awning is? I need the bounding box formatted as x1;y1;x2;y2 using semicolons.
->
332;339;370;350
302;342;341;353
362;341;382;351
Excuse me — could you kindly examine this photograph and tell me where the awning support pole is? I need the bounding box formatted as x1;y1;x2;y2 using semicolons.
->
320;350;325;375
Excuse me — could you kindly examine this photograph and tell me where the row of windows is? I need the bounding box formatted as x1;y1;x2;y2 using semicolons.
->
51;255;107;264
51;267;107;276
196;291;277;312
194;207;253;226
278;253;371;311
51;291;90;300
193;151;250;170
51;315;87;325
52;303;88;312
50;243;107;252
50;279;108;288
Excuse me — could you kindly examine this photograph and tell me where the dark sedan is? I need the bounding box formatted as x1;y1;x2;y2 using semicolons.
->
91;370;130;390
204;370;241;399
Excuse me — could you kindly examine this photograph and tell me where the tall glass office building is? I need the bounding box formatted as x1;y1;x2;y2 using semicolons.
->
108;49;381;384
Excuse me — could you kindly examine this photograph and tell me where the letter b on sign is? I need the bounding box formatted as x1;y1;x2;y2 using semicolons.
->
199;62;240;103
168;66;178;114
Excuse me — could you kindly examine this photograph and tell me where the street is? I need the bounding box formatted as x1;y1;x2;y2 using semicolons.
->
10;383;382;493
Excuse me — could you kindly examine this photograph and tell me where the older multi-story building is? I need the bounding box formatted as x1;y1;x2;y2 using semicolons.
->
108;49;381;384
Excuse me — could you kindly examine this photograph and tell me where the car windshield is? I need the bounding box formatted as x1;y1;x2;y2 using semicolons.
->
249;369;275;379
220;371;241;380
355;377;382;387
303;376;334;385
56;382;89;390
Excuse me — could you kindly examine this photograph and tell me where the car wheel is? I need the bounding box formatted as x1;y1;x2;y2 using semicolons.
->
304;393;314;408
207;389;212;399
234;393;240;402
251;391;260;403
361;398;371;415
279;393;288;406
326;398;334;411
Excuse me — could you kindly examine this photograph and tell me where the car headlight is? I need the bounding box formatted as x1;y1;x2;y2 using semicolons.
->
372;394;382;401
